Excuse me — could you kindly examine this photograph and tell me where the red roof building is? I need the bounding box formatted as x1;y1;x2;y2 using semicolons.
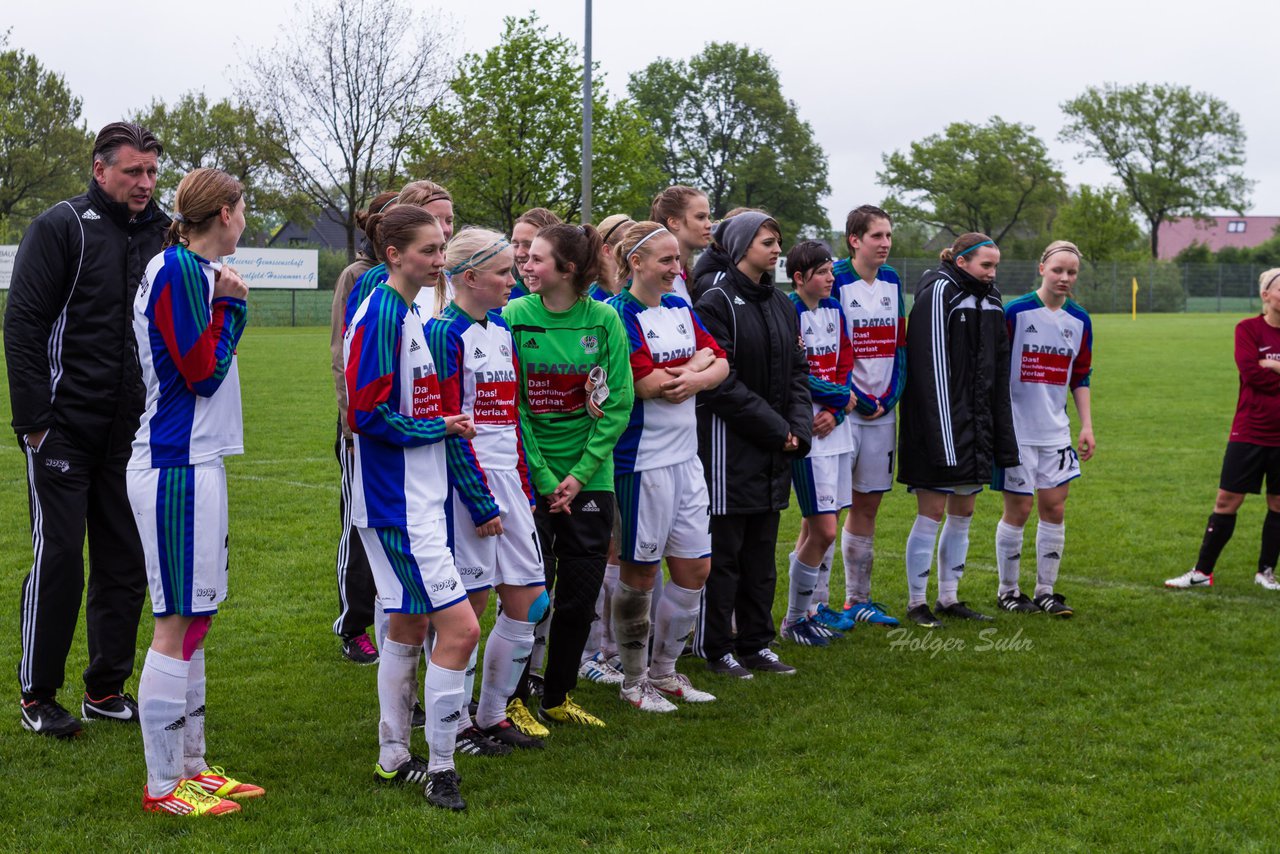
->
1157;215;1280;259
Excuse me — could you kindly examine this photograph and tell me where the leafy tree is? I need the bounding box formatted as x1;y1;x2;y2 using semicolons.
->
1060;83;1252;259
878;117;1065;246
0;37;92;240
1052;184;1142;268
408;15;661;233
238;0;454;260
628;42;829;239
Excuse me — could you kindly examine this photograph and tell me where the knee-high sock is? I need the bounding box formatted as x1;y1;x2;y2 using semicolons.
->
424;661;465;773
1035;520;1066;597
373;599;388;654
1196;512;1236;573
814;540;835;608
376;639;419;771
183;649;207;778
530;590;552;674
650;569;665;624
652;582;701;677
936;515;972;606
456;646;478;734
996;521;1025;596
842;530;874;605
584;582;607;663
1259;511;1280;574
139;649;189;797
478;613;534;729
905;516;940;607
785;554;820;622
601;563;620;658
612;581;652;685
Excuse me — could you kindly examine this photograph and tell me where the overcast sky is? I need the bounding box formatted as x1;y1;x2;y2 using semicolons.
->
8;0;1278;230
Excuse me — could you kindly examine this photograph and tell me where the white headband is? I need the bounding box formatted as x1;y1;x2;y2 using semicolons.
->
627;227;671;259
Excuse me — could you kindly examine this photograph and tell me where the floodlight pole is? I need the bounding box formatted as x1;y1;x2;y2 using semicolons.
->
582;0;593;225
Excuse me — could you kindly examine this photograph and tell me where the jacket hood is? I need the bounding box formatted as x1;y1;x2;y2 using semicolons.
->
936;259;998;300
692;242;732;282
87;180;169;233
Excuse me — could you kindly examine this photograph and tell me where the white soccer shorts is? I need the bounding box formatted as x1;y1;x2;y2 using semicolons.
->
359;516;468;614
793;450;854;517
850;421;896;494
995;443;1081;494
615;457;711;564
448;468;544;592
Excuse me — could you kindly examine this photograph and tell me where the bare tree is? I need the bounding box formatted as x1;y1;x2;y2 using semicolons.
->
240;0;453;260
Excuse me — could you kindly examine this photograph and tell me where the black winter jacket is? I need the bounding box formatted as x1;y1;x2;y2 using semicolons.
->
694;253;812;515
4;181;170;449
896;261;1019;489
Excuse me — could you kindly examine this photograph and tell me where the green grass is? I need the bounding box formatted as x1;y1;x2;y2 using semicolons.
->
1;315;1276;851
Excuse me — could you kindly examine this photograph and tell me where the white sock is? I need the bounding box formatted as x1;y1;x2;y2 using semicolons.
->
650;569;665;624
424;661;465;773
584;582;606;663
1035;521;1066;597
456;646;478;734
373;599;388;655
139;649;189;797
937;515;972;606
785;554;820;622
376;639;419;772
601;563;619;659
905;516;940;607
611;581;652;685
183;648;207;778
478;613;534;729
842;530;874;605
651;582;700;677
996;520;1025;596
530;591;552;674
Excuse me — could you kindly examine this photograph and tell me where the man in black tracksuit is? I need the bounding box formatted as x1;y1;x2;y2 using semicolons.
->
692;212;812;676
5;123;168;737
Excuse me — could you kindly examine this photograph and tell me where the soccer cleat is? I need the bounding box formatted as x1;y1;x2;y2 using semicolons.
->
188;766;265;800
505;699;550;739
780;616;831;647
82;691;139;723
906;603;944;629
424;768;466;811
538;696;606;728
20;697;82;738
374;754;430;786
620;680;678;713
1165;569;1213;589
481;718;545;750
342;633;379;665
455;725;513;757
813;603;856;632
412;701;426;729
997;591;1040;613
843;601;900;627
528;673;545;699
740;648;797;675
1255;569;1280;591
143;780;240;817
650;672;716;703
706;653;754;680
935;600;994;621
578;652;625;685
806;619;845;641
1033;592;1074;618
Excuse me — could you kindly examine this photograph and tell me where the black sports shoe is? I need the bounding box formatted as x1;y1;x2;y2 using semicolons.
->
20;697;82;738
935;600;994;621
424;768;466;811
997;591;1040;614
1033;592;1074;618
906;603;944;628
455;725;513;757
82;691;139;723
481;718;545;750
706;653;754;680
341;632;379;665
374;753;430;785
528;673;544;699
412;701;426;729
740;648;797;675
468;697;479;719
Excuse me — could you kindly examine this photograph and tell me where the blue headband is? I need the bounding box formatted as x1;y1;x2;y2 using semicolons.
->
955;240;994;259
448;238;510;276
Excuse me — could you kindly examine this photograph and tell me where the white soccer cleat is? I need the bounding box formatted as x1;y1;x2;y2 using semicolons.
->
578;652;625;685
1165;569;1213;589
1255;569;1280;591
620;680;677;713
650;672;716;703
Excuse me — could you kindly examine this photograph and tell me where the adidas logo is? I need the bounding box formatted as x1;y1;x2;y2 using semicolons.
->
733;296;746;305
960;314;967;322
409;339;421;352
581;499;601;512
164;716;186;732
189;705;205;718
622;640;646;649
465;665;477;677
952;564;966;573
1043;551;1061;560
646;329;659;339
526;338;540;349
850;299;861;308
473;347;486;358
515;655;530;664
81;209;101;220
442;710;462;724
804;326;813;335
1009;552;1021;561
1026;324;1038;334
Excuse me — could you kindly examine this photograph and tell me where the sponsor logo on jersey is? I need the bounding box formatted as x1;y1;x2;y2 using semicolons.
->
81;209;101;221
849;317;895;328
677;323;688;335
457;565;485;578
196;587;217;601
430;578;458;594
881;296;891;308
580;334;599;354
1020;347;1071;385
1062;328;1073;340
411;368;442;417
639;540;659;555
44;458;70;473
818;494;834;506
653;345;696;365
826;322;835;333
524;363;590;413
1023;343;1072;356
500;343;511;357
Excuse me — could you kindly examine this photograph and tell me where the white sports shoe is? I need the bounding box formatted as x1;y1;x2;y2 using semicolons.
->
1165;569;1213;589
1255;569;1280;591
620;679;677;713
578;652;625;685
650;672;716;703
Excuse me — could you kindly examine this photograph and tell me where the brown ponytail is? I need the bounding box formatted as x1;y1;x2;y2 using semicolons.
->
940;232;995;263
539;223;604;296
165;168;243;249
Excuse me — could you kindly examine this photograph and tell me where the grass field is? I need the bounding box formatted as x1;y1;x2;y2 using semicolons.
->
1;314;1277;851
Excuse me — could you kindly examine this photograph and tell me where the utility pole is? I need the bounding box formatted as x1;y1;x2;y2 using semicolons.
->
581;0;593;224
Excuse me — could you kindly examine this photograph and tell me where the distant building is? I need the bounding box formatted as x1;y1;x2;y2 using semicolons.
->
1157;215;1280;259
268;208;349;251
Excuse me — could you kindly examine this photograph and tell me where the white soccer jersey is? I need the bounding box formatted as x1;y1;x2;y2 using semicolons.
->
430;308;521;472
1004;293;1093;447
832;261;906;426
792;294;854;456
672;269;692;303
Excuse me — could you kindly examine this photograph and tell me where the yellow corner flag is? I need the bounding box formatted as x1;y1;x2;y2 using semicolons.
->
1131;277;1139;320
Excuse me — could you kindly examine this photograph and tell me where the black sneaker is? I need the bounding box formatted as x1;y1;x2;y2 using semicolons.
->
19;697;82;738
481;718;545;750
82;692;139;723
706;653;754;680
455;725;513;757
528;673;544;699
1033;592;1074;618
468;697;479;719
374;753;430;785
342;632;379;665
997;591;1040;614
424;768;466;811
906;603;944;628
412;701;426;729
740;648;797;675
935;600;994;621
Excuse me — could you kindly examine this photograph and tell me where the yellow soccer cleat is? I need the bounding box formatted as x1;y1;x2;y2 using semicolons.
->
143;779;240;817
537;695;606;728
505;698;550;739
188;766;265;801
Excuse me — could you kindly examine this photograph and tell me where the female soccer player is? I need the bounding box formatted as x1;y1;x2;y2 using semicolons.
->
503;223;634;728
781;240;855;647
651;186;712;302
995;241;1094;616
509;207;563;301
608;221;727;711
345;205;478;811
896;232;1019;627
426;228;549;752
587;213;633;303
1167;267;1280;592
131;168;257;817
